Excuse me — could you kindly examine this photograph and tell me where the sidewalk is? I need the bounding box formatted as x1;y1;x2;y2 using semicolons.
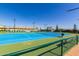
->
64;44;79;56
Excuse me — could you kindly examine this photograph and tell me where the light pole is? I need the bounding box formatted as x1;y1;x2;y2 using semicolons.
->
14;18;16;32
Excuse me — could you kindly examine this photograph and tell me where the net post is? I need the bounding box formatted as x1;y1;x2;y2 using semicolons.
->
76;35;78;44
60;40;64;56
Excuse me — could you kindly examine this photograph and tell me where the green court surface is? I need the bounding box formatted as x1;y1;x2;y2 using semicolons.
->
0;33;76;56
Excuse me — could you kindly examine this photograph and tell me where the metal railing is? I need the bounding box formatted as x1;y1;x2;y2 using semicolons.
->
3;35;79;56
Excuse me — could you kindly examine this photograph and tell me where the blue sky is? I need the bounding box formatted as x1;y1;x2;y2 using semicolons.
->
0;3;79;29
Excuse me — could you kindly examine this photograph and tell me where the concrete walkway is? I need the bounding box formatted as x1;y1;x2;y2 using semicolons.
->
64;44;79;56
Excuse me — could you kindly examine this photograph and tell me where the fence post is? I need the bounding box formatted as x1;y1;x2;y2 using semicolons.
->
60;40;64;56
76;35;78;44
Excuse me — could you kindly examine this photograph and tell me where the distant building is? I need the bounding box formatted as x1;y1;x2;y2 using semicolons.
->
55;25;59;31
73;24;77;33
0;26;35;32
54;25;59;32
0;25;6;31
46;26;53;31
